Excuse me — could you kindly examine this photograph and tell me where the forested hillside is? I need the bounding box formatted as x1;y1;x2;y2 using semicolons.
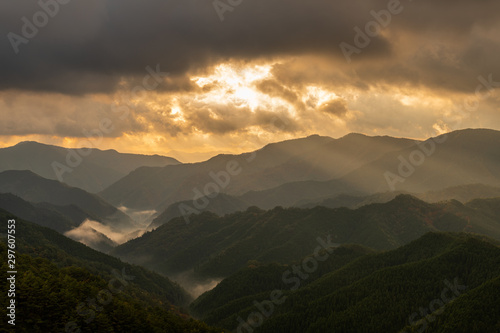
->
0;209;224;332
190;233;500;333
0;242;222;333
113;195;500;282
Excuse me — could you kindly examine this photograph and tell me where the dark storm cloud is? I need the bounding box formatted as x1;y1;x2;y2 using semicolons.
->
176;97;299;135
0;0;388;95
0;0;499;95
0;91;156;137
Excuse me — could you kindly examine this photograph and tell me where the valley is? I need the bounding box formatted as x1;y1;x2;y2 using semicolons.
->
1;129;500;332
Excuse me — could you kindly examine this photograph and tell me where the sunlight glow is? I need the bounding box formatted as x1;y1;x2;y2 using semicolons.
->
171;106;181;116
187;62;347;123
191;63;281;112
305;86;339;108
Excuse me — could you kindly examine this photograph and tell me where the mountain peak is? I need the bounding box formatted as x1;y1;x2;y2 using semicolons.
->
340;132;368;139
14;140;45;147
390;194;427;205
433;127;500;140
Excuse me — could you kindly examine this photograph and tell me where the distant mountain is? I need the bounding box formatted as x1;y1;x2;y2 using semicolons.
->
466;197;500;219
35;201;96;226
113;195;500;284
0;170;136;232
298;191;405;209
149;193;249;230
0;141;180;193
237;178;359;210
340;128;500;194
148;183;500;230
0;209;220;332
0;193;78;233
211;129;500;212
299;183;500;210
189;232;500;332
148;178;358;229
417;183;500;203
100;129;500;212
100;133;417;210
234;129;500;210
0;193;123;252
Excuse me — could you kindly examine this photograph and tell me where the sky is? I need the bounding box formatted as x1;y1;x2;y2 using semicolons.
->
1;0;499;162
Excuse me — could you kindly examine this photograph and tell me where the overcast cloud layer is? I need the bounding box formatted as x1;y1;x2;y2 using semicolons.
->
1;0;499;159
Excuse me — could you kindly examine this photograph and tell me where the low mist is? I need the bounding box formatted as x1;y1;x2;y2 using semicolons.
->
64;220;116;251
64;219;147;250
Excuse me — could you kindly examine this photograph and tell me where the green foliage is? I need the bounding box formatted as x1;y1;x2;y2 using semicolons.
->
190;233;500;332
0;242;223;333
113;195;500;283
411;275;500;333
0;209;191;309
190;244;373;319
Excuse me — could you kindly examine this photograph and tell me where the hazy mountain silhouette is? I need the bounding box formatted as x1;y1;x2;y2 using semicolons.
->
0;193;78;232
299;183;500;209
148;193;249;230
0;141;179;193
0;183;130;252
101;129;500;212
101;133;417;210
215;129;500;211
147;183;500;230
0;170;136;231
340;128;500;193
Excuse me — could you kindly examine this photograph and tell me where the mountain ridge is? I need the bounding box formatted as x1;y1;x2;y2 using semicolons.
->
189;232;500;332
0;141;180;193
112;194;500;286
100;131;419;210
0;170;137;234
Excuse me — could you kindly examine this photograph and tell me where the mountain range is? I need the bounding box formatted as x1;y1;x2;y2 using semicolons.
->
0;170;135;230
99;129;500;218
112;195;500;283
0;170;141;252
2;128;500;332
0;209;221;332
99;133;418;210
189;232;500;332
147;183;500;230
0;141;179;193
